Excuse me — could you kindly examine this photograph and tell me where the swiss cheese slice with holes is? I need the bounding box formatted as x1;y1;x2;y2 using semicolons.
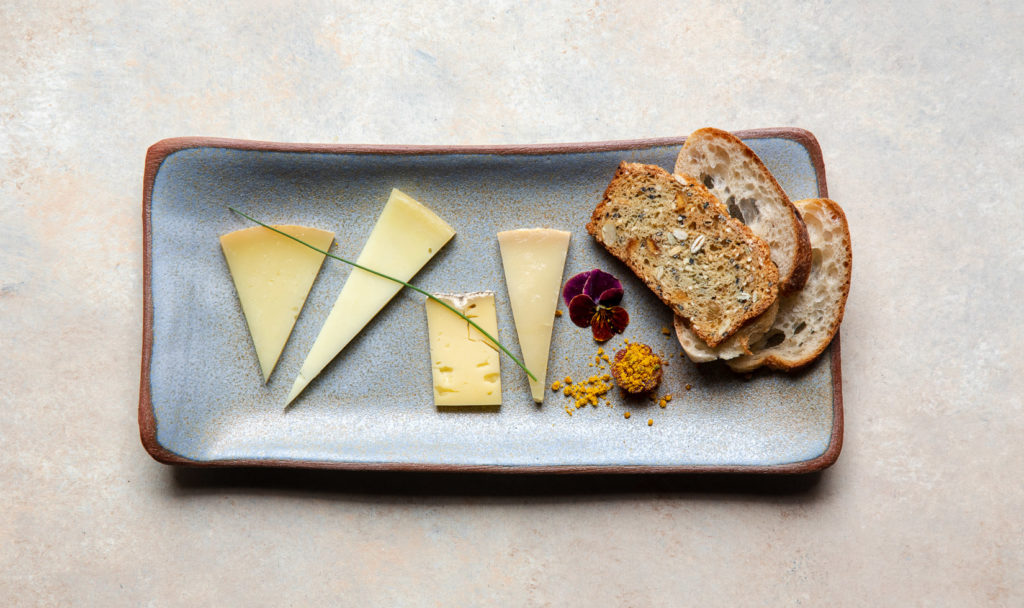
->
425;292;502;406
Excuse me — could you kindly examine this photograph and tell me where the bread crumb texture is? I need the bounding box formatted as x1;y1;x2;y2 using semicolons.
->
728;198;852;372
675;128;811;294
674;299;779;363
587;162;778;347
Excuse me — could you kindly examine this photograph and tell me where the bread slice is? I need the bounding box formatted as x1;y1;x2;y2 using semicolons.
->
727;198;852;372
674;300;778;362
587;162;778;347
675;128;812;294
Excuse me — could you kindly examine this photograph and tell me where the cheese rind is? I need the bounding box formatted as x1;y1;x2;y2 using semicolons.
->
219;225;334;382
425;292;502;407
497;228;571;402
287;189;456;405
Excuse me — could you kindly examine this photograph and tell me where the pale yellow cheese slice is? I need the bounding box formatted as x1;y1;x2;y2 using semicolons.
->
219;225;335;382
425;292;502;407
287;189;456;405
497;229;571;403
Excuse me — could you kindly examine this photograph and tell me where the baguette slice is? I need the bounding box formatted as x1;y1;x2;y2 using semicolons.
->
674;300;778;362
728;198;852;372
675;128;812;294
587;162;777;347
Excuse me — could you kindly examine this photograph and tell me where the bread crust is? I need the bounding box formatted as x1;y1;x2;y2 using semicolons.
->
728;198;851;372
587;162;778;347
674;298;779;363
676;128;812;294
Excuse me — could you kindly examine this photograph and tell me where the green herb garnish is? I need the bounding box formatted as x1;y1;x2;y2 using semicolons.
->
228;207;537;382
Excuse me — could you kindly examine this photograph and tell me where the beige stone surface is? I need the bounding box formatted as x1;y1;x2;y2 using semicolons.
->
2;1;1022;605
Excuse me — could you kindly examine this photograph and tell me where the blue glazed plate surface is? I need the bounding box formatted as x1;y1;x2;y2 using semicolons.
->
141;131;841;472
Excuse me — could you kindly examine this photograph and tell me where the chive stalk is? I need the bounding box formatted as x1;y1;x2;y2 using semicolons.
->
228;207;537;382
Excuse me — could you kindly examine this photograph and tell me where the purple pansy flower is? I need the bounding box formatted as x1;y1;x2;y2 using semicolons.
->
562;269;630;342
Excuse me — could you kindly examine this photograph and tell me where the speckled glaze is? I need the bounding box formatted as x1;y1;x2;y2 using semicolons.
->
140;129;841;472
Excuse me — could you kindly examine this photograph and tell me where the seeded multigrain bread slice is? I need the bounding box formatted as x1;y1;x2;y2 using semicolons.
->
728;198;852;372
674;300;778;363
587;162;778;348
675;128;812;294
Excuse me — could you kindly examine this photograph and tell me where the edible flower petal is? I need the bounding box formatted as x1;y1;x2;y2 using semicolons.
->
562;268;622;306
562;272;591;307
568;294;597;327
562;269;630;341
591;306;630;342
582;269;620;302
597;286;623;307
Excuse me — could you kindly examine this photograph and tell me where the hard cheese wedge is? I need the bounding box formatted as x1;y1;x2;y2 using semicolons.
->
497;229;571;403
425;292;501;406
219;225;335;382
287;188;456;405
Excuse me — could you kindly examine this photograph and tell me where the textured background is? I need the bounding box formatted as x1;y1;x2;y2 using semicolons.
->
2;1;1021;606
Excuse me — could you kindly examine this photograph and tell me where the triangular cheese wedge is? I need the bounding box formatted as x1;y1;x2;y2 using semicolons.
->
497;229;571;403
287;189;456;405
220;225;335;382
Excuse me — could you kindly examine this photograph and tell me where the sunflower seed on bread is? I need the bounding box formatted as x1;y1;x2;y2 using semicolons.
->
727;198;852;372
675;128;812;294
586;162;778;348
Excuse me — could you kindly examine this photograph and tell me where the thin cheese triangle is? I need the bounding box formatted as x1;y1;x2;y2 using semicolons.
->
220;225;334;382
497;229;571;403
287;189;455;405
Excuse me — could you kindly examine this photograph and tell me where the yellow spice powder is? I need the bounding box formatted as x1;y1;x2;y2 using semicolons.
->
561;373;614;414
610;343;663;394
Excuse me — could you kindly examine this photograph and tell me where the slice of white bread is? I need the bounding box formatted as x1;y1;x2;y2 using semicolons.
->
727;198;852;372
675;128;812;294
587;162;778;348
674;300;778;362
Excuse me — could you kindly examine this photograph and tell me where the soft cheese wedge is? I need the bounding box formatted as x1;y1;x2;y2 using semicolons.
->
425;292;502;406
497;229;571;403
286;189;456;405
219;225;335;382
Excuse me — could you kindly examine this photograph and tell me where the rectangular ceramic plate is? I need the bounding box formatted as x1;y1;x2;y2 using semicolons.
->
140;128;842;473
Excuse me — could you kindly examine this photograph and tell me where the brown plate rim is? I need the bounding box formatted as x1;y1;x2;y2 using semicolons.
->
139;127;842;474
